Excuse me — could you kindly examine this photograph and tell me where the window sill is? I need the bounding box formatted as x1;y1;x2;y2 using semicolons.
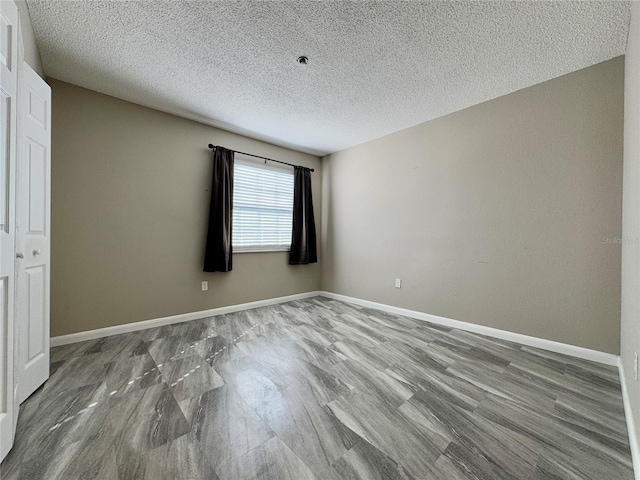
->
233;248;290;254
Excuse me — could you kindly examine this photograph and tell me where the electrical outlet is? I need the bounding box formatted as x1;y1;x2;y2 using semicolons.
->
395;278;402;289
201;281;208;291
635;352;638;381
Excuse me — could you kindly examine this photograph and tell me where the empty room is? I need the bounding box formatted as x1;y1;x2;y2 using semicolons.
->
1;0;639;479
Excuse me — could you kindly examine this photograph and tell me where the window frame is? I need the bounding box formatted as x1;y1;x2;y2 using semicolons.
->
232;156;295;254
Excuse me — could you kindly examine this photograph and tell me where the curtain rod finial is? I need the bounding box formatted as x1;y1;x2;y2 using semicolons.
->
208;144;214;149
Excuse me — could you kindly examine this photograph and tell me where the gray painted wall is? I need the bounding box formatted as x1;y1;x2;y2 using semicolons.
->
321;58;624;354
621;0;640;458
50;79;321;336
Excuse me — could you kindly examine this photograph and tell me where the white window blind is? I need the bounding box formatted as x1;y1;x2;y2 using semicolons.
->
233;162;294;252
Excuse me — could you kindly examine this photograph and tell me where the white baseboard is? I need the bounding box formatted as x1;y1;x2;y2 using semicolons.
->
50;291;321;347
52;289;618;367
319;291;619;366
619;359;640;479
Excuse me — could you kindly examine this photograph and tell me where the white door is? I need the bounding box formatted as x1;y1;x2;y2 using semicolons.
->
0;0;19;461
15;62;50;404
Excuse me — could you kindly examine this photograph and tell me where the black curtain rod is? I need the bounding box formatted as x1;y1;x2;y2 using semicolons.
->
208;144;314;172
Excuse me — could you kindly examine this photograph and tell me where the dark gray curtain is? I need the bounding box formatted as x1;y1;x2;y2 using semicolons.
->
203;147;234;272
289;166;317;265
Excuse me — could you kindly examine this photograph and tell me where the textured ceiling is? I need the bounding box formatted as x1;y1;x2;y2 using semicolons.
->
27;1;630;156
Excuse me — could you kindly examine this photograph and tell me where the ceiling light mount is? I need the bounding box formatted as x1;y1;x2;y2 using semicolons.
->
297;56;309;65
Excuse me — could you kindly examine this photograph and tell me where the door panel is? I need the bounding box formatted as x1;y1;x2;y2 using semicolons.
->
25;266;45;367
1;90;11;233
26;87;47;129
27;141;45;233
0;0;18;462
16;63;50;404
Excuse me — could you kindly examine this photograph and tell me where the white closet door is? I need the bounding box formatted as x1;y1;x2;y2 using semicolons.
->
0;0;19;461
15;62;50;404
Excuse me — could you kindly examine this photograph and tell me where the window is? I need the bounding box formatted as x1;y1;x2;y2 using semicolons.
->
233;161;294;252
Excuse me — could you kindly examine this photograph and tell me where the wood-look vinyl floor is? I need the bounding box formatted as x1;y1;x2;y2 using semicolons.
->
1;297;634;479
